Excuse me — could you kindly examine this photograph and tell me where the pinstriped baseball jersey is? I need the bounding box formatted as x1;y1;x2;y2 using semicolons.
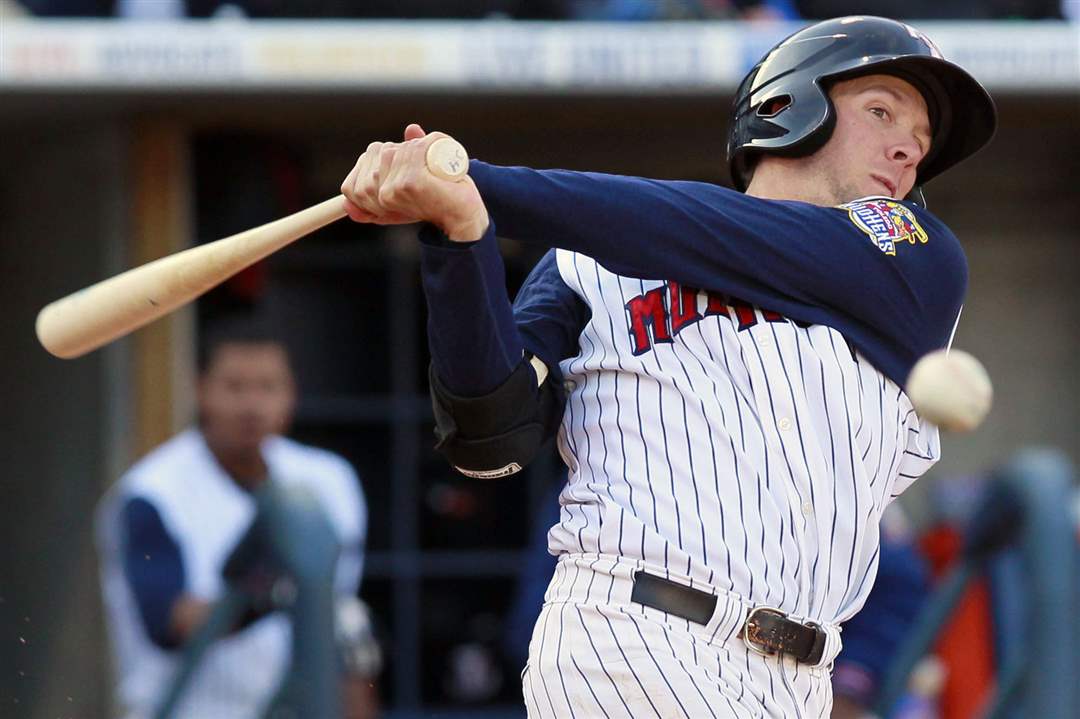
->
548;249;939;627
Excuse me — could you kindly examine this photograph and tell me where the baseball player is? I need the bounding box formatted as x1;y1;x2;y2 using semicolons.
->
95;316;373;719
342;16;995;718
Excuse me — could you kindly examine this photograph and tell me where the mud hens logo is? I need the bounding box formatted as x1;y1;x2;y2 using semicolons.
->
840;199;929;256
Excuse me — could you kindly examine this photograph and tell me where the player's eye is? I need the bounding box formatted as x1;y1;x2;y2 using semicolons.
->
869;106;889;120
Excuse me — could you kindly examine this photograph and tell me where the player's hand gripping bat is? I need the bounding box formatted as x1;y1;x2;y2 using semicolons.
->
36;137;469;359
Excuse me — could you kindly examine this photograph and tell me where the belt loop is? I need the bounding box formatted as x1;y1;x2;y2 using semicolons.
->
707;592;750;647
814;622;844;669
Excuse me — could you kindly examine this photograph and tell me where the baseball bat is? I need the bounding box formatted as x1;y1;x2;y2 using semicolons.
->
36;137;469;359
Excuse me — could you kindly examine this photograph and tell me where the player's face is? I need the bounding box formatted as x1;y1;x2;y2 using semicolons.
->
198;342;296;455
811;74;931;203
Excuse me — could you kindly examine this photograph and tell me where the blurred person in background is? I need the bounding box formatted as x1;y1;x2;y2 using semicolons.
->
830;504;933;719
502;476;564;674
96;315;379;719
14;0;1066;19
183;0;569;19
571;0;797;20
791;0;1064;19
16;0;568;17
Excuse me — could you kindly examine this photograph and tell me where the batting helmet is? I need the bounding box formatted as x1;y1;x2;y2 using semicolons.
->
727;16;997;195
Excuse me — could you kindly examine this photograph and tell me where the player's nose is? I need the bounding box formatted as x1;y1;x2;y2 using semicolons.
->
887;145;915;171
887;132;925;169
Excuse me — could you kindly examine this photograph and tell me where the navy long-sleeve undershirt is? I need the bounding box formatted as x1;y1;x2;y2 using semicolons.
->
419;161;967;395
122;497;186;649
419;227;589;396
419;224;523;396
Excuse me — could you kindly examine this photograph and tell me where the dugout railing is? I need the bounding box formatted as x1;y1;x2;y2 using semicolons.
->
874;448;1077;719
153;480;342;719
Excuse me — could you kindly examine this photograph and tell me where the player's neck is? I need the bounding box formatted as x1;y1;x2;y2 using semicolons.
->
744;161;830;206
203;435;269;491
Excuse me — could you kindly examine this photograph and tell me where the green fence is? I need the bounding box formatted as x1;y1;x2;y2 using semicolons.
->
875;448;1077;718
154;481;342;719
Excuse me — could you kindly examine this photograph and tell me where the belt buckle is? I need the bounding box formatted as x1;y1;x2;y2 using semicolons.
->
741;606;786;657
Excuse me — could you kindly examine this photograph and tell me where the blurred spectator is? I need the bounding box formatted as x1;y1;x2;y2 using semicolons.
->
571;0;796;20
18;0;569;16
831;504;933;718
503;478;563;671
915;475;1001;719
792;0;1064;19
19;0;111;15
0;0;28;17
15;0;1067;17
183;0;568;19
116;0;185;18
95;314;378;719
572;0;1064;18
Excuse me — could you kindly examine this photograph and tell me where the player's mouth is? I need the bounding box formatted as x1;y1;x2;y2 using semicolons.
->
871;174;896;197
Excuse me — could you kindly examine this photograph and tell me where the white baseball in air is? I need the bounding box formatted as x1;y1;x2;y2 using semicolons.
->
424;137;469;182
906;349;993;433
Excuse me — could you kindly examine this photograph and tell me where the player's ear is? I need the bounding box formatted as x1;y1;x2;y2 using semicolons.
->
404;123;426;141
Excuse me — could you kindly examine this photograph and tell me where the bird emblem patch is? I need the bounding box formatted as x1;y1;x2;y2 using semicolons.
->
840;198;929;256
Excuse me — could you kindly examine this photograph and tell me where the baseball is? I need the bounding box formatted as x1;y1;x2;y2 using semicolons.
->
425;137;469;182
906;349;993;432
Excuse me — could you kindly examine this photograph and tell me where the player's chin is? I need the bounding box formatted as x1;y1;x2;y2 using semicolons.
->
825;180;873;206
229;421;271;447
855;182;893;200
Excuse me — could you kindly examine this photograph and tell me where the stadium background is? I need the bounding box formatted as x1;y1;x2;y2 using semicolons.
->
0;3;1077;718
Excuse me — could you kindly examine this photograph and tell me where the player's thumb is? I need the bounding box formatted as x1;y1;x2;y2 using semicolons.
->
404;123;426;141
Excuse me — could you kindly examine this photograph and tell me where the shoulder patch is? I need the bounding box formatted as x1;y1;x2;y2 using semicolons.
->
839;198;929;256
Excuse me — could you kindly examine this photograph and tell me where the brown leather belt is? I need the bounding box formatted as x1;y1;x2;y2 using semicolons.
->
630;570;826;665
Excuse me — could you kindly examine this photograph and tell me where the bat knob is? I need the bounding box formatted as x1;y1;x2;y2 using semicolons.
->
425;138;469;182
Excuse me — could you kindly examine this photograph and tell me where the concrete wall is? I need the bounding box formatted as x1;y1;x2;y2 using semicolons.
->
0;122;130;718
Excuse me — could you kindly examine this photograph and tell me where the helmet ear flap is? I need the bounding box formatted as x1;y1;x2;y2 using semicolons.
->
729;79;837;191
730;101;837;191
780;94;836;159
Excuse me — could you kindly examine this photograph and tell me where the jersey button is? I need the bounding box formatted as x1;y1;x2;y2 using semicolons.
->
778;417;793;431
802;501;814;516
757;335;772;348
564;380;576;392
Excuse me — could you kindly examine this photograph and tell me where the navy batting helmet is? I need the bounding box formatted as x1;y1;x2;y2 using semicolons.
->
727;16;997;194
